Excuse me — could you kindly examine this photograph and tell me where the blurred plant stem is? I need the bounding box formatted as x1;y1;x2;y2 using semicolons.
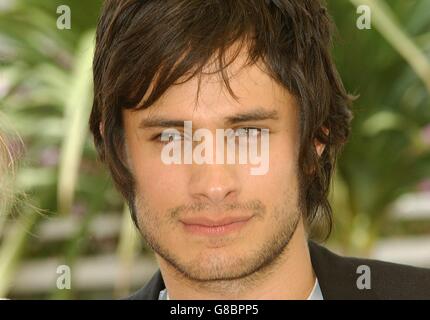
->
57;31;94;215
0;211;39;298
50;207;97;299
350;0;430;93
114;204;140;298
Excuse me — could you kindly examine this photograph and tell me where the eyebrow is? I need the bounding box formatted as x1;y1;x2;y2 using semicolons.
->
224;108;279;125
139;118;185;129
138;108;279;129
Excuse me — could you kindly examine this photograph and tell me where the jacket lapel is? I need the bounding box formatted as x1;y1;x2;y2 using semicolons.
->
308;241;379;299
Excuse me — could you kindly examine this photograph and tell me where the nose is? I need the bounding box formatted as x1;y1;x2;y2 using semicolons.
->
188;163;241;205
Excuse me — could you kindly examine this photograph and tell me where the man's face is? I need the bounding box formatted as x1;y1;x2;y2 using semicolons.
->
122;52;303;282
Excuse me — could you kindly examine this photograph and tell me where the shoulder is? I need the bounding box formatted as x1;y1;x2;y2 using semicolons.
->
309;241;430;299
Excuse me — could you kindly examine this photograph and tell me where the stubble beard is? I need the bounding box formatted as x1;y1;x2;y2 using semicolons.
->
131;187;303;294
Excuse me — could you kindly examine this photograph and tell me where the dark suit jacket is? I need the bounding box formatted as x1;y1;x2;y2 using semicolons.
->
126;241;430;300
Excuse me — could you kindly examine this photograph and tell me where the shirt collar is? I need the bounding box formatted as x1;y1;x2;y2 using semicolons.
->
158;277;323;300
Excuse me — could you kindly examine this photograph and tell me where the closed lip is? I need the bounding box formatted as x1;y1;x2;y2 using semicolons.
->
180;215;253;227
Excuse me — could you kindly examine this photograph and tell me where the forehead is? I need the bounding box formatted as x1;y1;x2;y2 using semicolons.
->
124;48;298;126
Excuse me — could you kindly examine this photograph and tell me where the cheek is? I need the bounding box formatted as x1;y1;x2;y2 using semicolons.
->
241;135;299;200
271;141;298;181
129;144;189;209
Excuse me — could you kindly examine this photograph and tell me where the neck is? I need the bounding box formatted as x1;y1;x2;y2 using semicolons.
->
156;220;315;299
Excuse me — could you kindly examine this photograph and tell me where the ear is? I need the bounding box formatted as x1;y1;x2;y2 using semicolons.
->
314;140;325;157
314;127;329;157
99;122;104;137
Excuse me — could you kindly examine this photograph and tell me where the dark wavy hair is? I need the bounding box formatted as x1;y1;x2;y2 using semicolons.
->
89;0;353;240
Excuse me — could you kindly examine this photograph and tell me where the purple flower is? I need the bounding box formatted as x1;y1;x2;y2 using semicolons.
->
421;124;430;146
39;147;59;167
417;179;430;192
